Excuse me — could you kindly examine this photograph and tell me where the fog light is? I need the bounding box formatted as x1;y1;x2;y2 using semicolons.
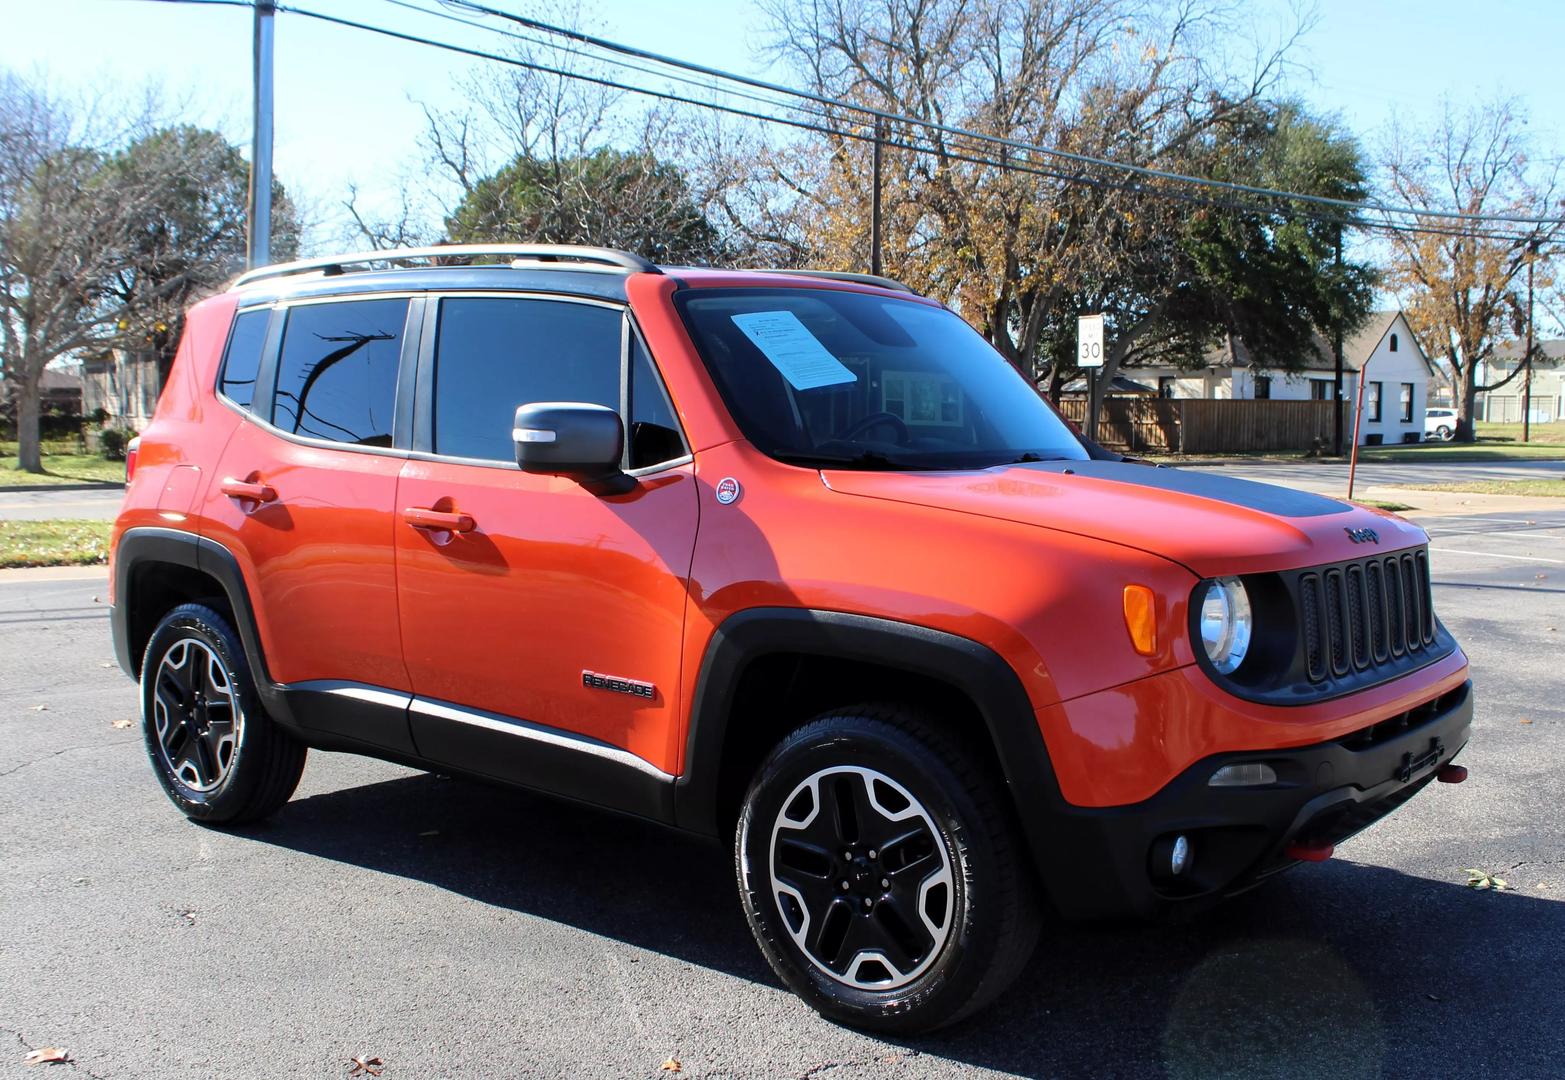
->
1208;762;1278;787
1150;833;1193;880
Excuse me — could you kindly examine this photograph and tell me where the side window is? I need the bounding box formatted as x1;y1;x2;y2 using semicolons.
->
629;335;686;469
432;297;621;463
272;298;407;447
219;309;271;411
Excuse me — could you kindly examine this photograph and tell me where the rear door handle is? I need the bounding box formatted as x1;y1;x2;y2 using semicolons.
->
403;507;475;533
220;478;277;504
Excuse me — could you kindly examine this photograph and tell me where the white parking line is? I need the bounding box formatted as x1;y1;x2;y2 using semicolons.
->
1430;547;1565;564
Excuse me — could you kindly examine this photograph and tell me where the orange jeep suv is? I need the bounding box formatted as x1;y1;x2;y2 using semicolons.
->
110;245;1472;1032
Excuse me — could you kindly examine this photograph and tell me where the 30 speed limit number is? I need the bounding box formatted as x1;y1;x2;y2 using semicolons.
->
1077;314;1104;368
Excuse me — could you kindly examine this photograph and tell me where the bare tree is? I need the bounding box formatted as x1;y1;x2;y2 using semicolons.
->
1380;97;1565;439
753;0;1340;409
0;72;159;471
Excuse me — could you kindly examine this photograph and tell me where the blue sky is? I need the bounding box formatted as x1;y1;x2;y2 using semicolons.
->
3;0;1562;252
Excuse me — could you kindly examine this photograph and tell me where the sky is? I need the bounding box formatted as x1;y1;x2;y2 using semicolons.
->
3;0;1563;257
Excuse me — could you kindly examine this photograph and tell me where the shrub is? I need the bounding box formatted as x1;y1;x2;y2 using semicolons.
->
98;426;138;461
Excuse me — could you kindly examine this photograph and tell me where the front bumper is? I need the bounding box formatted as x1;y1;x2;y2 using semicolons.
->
1040;679;1473;921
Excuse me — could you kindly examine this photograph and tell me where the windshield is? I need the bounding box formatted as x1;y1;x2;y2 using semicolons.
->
676;288;1089;470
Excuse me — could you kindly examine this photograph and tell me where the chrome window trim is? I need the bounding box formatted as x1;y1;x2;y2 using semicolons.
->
211;289;692;471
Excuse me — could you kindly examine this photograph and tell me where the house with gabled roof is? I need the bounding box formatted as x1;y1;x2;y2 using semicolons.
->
1125;311;1436;445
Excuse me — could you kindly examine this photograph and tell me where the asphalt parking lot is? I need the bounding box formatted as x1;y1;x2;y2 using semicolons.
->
2;507;1562;1079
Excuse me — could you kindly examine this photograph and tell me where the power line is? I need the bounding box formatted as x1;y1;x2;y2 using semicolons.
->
277;1;1543;245
441;0;1565;229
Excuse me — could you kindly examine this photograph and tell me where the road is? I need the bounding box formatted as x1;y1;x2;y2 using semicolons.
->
1212;457;1565;496
0;487;123;522
1;522;1563;1079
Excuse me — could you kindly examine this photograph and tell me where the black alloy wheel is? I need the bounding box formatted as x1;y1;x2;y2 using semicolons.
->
736;706;1040;1033
140;603;306;823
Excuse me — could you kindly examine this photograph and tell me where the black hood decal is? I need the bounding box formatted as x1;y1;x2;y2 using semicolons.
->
1021;460;1348;519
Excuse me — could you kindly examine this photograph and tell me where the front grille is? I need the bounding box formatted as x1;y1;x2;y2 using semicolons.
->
1297;549;1436;684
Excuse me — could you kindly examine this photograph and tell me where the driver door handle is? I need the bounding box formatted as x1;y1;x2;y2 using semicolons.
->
220;478;277;504
403;506;476;533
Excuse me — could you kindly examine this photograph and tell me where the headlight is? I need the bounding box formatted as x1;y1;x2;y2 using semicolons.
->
1198;577;1252;674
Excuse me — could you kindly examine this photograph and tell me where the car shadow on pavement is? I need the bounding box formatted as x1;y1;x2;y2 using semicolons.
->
252;771;1565;1079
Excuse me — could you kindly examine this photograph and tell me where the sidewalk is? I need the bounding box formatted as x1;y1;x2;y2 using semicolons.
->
1353;485;1564;519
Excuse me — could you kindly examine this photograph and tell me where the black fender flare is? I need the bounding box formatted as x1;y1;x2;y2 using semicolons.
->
112;526;293;723
673;608;1068;876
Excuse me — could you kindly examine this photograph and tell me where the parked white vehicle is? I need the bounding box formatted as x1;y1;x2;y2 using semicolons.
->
1425;407;1457;441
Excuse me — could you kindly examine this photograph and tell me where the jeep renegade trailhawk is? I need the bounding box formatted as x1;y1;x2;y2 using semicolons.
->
111;245;1473;1032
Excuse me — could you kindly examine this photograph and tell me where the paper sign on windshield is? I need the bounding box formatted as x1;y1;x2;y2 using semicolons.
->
730;311;857;391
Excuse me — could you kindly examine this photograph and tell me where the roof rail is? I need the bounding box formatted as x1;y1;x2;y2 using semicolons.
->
743;268;918;295
233;244;660;287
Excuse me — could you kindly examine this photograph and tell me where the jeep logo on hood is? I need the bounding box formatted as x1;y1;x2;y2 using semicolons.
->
1344;526;1380;545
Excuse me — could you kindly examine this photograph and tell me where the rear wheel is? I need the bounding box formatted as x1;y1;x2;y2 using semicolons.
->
140;603;305;823
1435;424;1453;441
736;705;1040;1033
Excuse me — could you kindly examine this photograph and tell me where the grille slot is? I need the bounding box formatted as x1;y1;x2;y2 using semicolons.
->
1295;547;1437;684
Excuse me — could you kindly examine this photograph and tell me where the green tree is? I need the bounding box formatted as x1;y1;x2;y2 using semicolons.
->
448;148;721;264
107;125;301;385
1064;102;1378;415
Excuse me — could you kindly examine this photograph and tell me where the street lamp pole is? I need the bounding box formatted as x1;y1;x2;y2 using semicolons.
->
1522;237;1537;443
1332;222;1345;457
247;0;276;271
870;117;884;277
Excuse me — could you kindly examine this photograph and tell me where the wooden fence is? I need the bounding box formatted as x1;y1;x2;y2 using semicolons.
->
1056;398;1345;454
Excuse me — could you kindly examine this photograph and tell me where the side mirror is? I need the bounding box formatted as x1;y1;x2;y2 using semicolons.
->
512;401;625;485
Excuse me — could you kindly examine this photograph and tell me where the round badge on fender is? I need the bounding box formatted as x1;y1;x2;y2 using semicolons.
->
715;477;742;505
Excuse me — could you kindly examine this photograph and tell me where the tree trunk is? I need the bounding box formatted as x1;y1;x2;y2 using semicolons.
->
1456;367;1479;442
15;377;43;473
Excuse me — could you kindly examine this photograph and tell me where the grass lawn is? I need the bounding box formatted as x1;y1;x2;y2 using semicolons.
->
0;519;113;568
1357;420;1565;462
1402;479;1565;499
0;441;125;486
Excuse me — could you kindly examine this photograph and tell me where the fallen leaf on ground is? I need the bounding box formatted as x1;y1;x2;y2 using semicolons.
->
347;1056;384;1076
32;705;47;711
24;1047;70;1066
1463;868;1510;891
662;1058;682;1073
112;718;133;729
418;830;439;837
1521;718;1534;725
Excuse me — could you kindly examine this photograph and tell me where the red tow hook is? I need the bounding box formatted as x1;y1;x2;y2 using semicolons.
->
1285;841;1335;862
1437;763;1469;784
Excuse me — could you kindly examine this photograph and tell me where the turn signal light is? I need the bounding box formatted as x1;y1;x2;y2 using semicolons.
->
1123;584;1157;656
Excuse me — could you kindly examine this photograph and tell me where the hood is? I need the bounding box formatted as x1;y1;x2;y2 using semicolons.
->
822;459;1426;578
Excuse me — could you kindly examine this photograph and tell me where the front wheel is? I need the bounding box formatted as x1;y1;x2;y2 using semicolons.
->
140;603;306;823
735;706;1040;1033
1434;424;1453;441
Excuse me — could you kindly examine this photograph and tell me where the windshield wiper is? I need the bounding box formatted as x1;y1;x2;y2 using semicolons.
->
772;449;937;471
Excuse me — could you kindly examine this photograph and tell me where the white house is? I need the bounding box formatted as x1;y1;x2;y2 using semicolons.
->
1128;311;1435;445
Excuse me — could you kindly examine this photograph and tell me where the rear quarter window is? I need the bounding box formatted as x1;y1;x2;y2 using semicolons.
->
218;309;272;411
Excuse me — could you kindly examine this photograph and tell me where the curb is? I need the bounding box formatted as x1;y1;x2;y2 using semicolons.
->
0;482;123;493
0;564;109;582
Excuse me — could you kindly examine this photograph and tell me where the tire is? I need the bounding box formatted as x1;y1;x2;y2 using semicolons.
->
1435;425;1453;441
139;603;306;824
735;705;1040;1033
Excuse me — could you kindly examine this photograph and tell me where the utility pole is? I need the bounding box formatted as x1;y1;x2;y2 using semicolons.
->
247;0;276;270
1332;222;1345;457
1523;236;1537;443
870;117;884;277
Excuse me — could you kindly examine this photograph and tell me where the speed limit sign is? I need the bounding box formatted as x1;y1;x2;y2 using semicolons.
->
1077;314;1104;368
